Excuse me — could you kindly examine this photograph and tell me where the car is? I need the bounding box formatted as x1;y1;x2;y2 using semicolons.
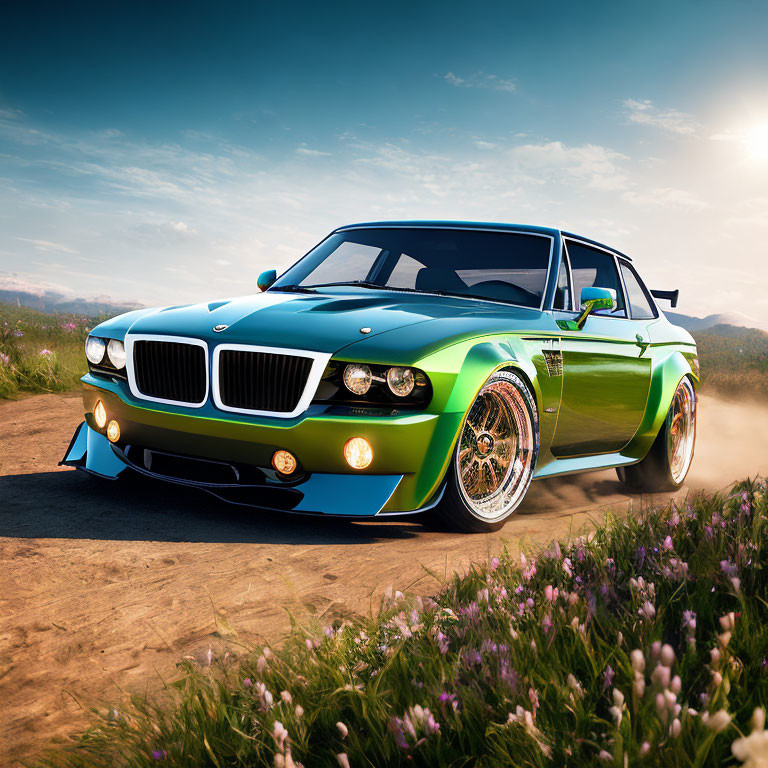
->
62;221;698;532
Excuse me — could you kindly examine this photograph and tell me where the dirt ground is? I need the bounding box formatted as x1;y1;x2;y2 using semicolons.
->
1;392;767;766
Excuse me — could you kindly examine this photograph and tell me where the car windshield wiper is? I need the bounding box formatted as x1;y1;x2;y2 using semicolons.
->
299;280;385;290
269;285;319;294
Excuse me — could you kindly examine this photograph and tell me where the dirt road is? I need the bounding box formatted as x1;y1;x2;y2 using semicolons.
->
1;392;767;765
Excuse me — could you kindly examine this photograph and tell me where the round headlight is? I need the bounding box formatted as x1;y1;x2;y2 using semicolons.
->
107;339;126;369
85;336;106;365
343;363;372;395
386;367;415;397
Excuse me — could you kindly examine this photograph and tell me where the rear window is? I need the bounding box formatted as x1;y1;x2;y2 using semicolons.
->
620;261;657;319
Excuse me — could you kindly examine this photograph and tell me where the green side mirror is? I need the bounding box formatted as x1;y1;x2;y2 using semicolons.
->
257;269;277;292
576;286;616;329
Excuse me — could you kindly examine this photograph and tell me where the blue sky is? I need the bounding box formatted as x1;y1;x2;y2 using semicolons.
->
2;0;768;323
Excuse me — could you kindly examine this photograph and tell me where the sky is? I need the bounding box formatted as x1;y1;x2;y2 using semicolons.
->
1;0;768;323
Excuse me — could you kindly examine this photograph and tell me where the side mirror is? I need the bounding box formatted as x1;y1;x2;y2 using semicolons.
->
576;286;616;329
257;269;277;292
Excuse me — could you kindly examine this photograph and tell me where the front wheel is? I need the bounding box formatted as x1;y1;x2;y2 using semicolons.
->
617;376;697;492
435;370;539;533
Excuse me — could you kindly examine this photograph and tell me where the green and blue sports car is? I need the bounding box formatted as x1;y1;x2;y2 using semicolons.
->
62;222;698;532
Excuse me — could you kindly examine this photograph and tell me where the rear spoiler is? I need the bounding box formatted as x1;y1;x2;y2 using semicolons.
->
651;289;679;308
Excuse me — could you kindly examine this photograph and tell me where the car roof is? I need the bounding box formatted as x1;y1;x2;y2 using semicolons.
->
333;220;632;262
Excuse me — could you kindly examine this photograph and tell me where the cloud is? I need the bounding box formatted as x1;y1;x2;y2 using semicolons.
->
16;237;79;254
508;141;628;190
623;99;697;135
622;187;708;211
444;71;516;93
295;145;331;157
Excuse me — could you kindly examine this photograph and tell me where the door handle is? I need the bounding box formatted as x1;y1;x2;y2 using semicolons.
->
635;333;649;353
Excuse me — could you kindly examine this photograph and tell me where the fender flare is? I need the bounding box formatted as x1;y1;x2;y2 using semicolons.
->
408;338;542;507
623;348;698;459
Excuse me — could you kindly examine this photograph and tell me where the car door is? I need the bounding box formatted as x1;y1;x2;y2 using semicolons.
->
550;240;653;458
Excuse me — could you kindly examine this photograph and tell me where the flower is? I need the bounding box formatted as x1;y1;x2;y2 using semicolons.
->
703;709;732;732
243;677;252;688
152;750;167;761
732;708;768;767
336;755;350;768
0;352;9;366
336;722;348;739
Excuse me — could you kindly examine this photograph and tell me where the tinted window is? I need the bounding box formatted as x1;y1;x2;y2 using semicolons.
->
620;261;657;319
565;241;627;318
274;228;553;308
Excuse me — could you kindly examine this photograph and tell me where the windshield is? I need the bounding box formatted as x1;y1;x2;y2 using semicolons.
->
271;228;553;308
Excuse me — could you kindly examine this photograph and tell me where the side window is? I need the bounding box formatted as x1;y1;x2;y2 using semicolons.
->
619;261;657;320
553;250;571;310
565;241;627;318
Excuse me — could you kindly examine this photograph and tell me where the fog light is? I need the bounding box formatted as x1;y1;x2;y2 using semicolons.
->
272;449;297;475
343;437;373;469
106;419;121;443
94;400;107;428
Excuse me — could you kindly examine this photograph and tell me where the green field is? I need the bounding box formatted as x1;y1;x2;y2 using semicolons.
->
0;303;96;399
1;303;766;401
34;479;768;767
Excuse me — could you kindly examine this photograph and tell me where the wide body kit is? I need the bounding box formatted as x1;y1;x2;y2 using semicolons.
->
63;222;698;521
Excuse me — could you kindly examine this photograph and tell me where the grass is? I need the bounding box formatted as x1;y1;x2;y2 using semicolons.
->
0;303;99;399
691;326;768;401
35;479;768;767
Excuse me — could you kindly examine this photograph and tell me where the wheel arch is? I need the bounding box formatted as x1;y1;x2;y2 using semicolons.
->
407;338;542;510
622;348;698;461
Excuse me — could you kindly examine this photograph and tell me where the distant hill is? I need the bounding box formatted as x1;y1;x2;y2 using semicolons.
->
0;287;142;317
665;310;768;334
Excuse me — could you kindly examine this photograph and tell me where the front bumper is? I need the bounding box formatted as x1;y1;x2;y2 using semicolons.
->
61;421;412;517
65;374;461;514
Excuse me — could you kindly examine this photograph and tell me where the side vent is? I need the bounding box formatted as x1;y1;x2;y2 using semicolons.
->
543;350;563;377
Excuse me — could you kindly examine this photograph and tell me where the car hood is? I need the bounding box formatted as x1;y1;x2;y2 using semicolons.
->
95;289;550;356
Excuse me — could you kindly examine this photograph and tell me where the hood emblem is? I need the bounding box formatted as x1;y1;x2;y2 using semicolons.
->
213;324;229;333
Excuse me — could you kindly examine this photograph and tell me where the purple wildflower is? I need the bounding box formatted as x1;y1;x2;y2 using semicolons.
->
152;750;167;761
13;330;23;337
40;349;53;357
603;665;615;690
0;352;9;365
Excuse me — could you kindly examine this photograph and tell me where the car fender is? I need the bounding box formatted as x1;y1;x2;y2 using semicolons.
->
621;347;698;460
402;336;544;509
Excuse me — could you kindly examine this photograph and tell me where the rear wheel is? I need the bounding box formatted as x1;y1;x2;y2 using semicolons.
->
617;376;697;492
435;370;539;532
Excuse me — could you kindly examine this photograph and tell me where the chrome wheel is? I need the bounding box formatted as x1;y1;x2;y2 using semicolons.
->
667;378;696;484
455;373;535;522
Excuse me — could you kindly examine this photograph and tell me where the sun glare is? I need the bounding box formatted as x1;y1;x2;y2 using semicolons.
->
743;123;768;162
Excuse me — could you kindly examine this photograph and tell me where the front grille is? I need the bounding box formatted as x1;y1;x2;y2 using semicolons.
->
133;340;207;404
218;349;313;413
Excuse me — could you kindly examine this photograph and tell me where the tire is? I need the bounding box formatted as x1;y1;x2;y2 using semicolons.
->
617;376;697;493
435;369;539;533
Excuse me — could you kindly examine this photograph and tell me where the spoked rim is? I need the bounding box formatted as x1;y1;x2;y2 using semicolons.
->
455;377;535;521
667;377;696;484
